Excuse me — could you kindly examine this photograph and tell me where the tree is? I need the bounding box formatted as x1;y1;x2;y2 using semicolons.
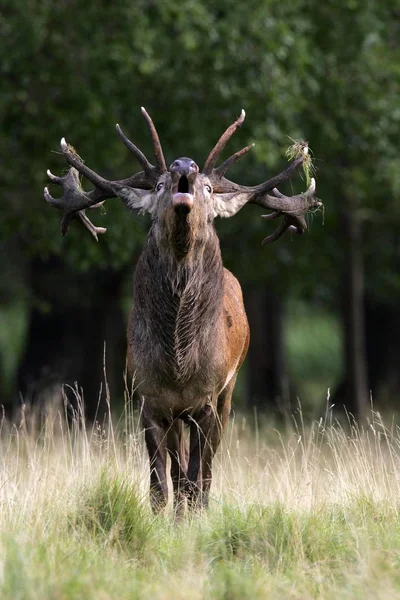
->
299;0;400;419
1;0;399;420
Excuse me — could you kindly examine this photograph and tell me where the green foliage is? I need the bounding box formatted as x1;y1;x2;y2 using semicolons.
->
0;301;27;395
1;0;399;280
285;301;343;409
0;0;318;275
295;0;400;300
1;0;400;409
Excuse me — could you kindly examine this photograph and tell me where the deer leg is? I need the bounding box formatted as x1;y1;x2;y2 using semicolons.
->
201;377;236;503
186;400;218;510
167;419;188;517
187;380;236;509
143;411;168;513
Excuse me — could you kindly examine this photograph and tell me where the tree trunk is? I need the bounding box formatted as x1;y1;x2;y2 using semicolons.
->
365;298;400;407
244;286;292;418
333;209;369;421
14;256;127;423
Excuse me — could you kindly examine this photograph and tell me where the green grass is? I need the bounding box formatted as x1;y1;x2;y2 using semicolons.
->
1;402;400;598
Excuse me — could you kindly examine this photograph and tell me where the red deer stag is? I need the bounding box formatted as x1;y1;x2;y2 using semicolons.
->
44;108;319;512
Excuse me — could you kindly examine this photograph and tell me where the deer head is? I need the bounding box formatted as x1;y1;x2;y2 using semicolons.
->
44;108;320;247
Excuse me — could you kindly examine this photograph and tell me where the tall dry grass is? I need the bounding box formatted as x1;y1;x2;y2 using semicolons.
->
1;390;400;599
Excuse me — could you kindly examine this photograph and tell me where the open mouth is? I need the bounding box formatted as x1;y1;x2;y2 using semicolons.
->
178;175;189;194
172;175;194;212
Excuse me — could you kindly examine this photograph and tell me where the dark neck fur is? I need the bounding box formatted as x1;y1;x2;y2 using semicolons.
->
133;224;224;384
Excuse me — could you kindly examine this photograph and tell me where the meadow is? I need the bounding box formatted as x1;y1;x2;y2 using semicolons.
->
1;392;400;600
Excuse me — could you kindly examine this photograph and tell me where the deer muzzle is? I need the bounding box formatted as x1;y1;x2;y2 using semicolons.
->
172;192;194;213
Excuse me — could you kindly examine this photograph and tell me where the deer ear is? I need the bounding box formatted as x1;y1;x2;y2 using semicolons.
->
212;192;250;218
112;186;157;216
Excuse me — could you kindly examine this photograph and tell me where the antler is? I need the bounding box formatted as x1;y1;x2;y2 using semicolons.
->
259;177;317;244
44;108;167;238
44;166;110;239
116;107;167;175
204;111;321;244
203;110;254;175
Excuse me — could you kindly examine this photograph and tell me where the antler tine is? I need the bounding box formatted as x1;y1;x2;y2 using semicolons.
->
60;138;114;193
214;142;309;197
252;155;306;195
77;210;107;241
261;219;291;245
258;176;319;244
214;143;255;179
116;124;154;175
203;109;246;175
44;166;111;237
141;107;167;173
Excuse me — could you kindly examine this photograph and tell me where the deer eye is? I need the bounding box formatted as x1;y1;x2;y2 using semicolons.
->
156;182;164;192
205;185;212;194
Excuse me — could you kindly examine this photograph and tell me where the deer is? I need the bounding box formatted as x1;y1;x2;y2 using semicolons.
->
44;108;319;513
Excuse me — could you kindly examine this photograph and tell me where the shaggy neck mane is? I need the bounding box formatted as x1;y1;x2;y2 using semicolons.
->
170;209;193;260
139;225;224;384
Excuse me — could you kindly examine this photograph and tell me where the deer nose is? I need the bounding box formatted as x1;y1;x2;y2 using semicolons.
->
169;157;199;181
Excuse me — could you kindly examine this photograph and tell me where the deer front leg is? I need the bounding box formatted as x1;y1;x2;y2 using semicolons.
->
186;381;236;509
201;378;236;503
186;399;219;510
167;419;188;517
143;410;168;513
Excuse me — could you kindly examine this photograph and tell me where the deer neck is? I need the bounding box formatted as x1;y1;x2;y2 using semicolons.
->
169;206;194;261
138;225;225;384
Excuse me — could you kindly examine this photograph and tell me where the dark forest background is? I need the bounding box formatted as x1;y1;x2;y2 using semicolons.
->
0;0;399;423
